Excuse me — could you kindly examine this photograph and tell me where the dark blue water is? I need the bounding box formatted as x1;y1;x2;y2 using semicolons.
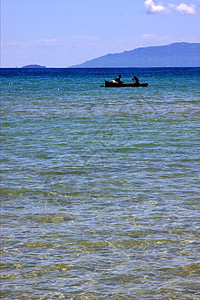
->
1;68;200;299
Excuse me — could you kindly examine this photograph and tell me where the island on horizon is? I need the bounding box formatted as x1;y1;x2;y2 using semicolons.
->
22;64;46;69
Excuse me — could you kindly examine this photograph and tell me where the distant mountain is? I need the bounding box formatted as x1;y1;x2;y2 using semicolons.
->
70;42;200;68
22;64;46;68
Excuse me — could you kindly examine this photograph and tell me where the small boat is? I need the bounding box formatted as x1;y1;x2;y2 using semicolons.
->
101;80;148;87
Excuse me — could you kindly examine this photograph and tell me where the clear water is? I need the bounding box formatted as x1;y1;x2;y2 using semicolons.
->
1;68;200;299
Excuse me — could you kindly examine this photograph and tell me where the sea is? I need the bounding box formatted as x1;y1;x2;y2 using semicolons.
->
1;67;200;299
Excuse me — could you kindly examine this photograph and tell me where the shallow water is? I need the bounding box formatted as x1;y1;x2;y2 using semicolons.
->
1;68;200;299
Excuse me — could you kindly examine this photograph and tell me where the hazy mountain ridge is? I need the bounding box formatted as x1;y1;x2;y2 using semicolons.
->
70;42;200;67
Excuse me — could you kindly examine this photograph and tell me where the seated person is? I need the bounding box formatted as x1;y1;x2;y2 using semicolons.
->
132;75;140;85
115;75;122;83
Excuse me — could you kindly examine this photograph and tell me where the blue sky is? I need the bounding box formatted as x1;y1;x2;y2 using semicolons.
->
1;0;200;67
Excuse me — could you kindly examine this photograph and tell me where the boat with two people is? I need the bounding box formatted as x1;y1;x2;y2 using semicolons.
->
100;74;148;87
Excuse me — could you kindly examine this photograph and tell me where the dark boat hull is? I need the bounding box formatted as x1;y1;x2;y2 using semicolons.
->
102;80;148;87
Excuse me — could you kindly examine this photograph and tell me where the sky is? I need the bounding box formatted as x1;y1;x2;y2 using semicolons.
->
1;0;200;67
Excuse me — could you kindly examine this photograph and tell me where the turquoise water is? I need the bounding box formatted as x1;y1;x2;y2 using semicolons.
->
1;68;200;299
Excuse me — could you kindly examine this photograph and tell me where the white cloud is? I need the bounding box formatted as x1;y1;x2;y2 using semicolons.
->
36;39;58;44
6;40;29;46
144;0;166;14
71;35;99;42
140;33;173;44
144;1;196;15
6;39;59;47
141;33;157;39
68;35;100;48
173;3;195;14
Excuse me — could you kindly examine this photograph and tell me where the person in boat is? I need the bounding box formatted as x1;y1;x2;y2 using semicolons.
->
115;75;122;83
132;75;140;85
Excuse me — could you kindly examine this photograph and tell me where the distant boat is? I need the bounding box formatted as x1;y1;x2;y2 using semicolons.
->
101;80;148;87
